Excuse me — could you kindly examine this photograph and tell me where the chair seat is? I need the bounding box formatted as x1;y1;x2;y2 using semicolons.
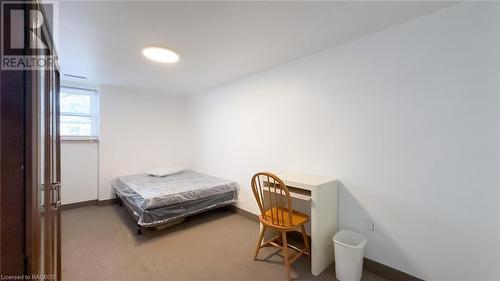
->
261;207;309;228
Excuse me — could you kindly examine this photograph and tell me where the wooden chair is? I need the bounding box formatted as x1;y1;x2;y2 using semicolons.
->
251;172;310;280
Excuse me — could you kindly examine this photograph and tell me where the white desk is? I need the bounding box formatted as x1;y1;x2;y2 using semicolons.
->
260;172;338;276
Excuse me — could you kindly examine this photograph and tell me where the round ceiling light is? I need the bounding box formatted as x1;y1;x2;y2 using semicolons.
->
142;47;179;63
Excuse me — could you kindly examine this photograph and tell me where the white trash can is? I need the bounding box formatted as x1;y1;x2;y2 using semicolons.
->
333;230;367;281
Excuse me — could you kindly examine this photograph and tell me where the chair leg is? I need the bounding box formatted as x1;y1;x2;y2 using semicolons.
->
300;225;310;256
281;231;291;281
254;225;266;260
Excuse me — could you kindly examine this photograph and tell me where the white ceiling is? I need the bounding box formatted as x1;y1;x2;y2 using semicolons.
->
58;1;454;95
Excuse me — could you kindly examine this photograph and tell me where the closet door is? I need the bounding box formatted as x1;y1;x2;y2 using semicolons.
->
32;3;61;279
41;67;61;280
49;69;61;280
0;1;60;278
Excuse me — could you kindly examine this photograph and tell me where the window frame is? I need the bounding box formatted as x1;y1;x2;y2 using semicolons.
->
59;85;99;141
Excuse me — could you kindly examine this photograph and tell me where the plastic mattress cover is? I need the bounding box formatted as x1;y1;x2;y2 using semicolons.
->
116;190;237;227
113;170;239;210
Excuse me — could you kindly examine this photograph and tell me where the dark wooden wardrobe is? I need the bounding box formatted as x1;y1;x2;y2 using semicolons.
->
0;1;61;279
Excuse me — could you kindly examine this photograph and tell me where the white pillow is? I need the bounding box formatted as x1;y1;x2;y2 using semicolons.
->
147;166;185;177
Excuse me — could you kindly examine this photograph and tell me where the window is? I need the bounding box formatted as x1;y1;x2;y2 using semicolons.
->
60;86;99;140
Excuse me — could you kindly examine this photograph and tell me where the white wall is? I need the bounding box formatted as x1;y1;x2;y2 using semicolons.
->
61;141;98;204
60;82;100;205
187;3;500;280
99;86;188;200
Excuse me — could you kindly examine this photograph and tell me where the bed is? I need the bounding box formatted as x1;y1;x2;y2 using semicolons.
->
113;170;238;234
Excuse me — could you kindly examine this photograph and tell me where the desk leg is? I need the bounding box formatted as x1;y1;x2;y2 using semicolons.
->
311;182;338;275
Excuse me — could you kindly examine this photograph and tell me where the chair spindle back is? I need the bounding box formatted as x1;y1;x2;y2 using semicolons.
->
251;172;293;227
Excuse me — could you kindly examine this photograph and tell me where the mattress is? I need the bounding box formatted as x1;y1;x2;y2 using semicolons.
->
113;170;239;227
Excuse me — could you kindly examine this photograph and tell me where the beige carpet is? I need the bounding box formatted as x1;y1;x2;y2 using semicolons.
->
62;205;388;281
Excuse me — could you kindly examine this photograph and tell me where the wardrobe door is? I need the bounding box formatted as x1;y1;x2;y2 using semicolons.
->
0;70;26;276
47;68;61;281
0;2;60;279
40;67;61;280
34;6;61;281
